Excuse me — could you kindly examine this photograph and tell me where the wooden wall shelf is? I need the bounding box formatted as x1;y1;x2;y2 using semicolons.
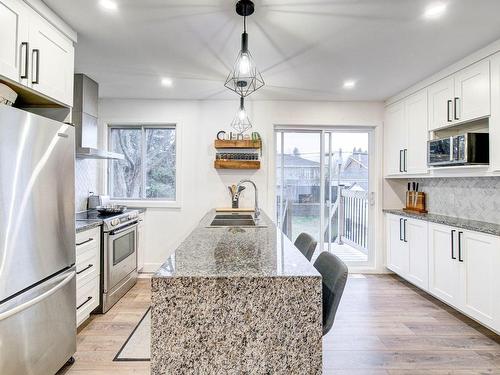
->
214;140;262;149
214;160;261;170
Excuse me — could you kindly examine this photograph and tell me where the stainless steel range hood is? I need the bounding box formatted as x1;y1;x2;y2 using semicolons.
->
73;74;124;160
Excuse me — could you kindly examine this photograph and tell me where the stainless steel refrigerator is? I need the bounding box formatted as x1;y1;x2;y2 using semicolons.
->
0;105;76;375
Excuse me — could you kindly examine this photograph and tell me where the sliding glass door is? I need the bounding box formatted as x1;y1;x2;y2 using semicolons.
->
276;129;372;266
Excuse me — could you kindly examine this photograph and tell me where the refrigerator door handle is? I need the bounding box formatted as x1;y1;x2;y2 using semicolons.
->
0;270;74;322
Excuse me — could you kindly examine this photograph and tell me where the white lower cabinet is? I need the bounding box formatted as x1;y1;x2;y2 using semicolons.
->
385;219;500;333
386;214;428;290
76;227;101;327
406;218;429;290
459;230;500;330
137;212;146;272
386;214;409;275
428;223;461;306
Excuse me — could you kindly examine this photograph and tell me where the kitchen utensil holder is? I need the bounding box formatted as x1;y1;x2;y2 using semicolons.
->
404;192;427;213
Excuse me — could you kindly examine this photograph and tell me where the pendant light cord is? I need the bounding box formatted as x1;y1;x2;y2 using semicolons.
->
244;14;247;33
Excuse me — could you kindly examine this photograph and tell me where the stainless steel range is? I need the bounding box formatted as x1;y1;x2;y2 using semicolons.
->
77;209;139;313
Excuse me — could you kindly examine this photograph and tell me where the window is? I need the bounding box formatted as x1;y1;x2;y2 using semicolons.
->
108;125;176;201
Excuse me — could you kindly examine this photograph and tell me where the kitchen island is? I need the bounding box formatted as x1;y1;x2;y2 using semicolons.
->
151;210;322;374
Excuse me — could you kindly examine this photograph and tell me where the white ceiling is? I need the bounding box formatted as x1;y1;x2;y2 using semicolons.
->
43;0;500;101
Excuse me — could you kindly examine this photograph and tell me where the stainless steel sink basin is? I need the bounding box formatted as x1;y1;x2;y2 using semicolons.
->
210;218;256;227
213;214;254;220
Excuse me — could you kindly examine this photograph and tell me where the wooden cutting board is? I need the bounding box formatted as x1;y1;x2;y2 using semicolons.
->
215;208;255;212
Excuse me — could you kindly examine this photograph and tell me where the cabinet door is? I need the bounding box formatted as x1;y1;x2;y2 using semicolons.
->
428;77;454;131
386;215;409;276
454;59;490;124
384;101;406;175
405;89;429;174
137;214;145;272
29;18;74;106
428;223;460;305
0;0;29;83
406;218;429;290
490;53;500;172
458;230;500;331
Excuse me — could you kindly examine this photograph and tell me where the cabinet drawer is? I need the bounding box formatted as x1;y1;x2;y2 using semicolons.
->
76;246;99;287
76;227;100;251
76;275;99;327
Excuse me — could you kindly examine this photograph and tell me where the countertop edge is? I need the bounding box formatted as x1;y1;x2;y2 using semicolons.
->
76;221;102;233
383;209;500;237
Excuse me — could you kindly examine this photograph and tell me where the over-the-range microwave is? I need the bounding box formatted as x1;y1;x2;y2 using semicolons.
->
427;133;489;167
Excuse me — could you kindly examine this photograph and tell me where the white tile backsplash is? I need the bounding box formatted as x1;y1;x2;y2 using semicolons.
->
75;159;100;212
413;177;500;223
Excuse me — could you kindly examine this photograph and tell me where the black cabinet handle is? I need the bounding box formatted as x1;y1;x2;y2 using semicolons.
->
76;238;94;246
458;231;463;262
32;49;40;84
404;149;408;172
403;219;408;242
451;230;456;259
454;97;460;120
77;296;93;310
399;218;403;241
399;150;404;172
76;264;93;275
447;100;453;122
20;42;29;79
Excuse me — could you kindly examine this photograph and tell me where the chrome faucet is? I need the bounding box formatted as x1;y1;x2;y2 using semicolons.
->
237;179;260;219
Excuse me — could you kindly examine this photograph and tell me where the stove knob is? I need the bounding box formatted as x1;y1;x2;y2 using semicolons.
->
111;218;120;227
129;213;137;220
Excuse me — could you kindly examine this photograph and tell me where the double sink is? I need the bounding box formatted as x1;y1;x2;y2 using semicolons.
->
209;214;264;227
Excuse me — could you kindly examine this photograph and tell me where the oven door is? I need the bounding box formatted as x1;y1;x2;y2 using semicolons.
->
428;137;453;166
105;223;138;292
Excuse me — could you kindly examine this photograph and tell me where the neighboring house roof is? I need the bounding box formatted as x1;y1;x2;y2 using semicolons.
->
277;154;320;167
344;153;368;170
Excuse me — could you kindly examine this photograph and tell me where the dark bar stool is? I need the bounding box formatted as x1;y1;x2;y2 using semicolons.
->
313;252;348;336
294;232;317;261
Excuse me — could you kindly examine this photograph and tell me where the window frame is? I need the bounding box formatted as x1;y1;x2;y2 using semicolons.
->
107;123;181;208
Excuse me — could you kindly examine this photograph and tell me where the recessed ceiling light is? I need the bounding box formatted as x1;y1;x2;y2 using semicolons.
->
343;80;356;89
161;77;173;87
99;0;118;11
423;2;447;20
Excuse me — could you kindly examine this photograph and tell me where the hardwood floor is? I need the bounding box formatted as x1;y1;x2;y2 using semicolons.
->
58;275;500;374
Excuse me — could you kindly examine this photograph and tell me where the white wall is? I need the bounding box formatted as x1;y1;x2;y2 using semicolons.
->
98;99;384;272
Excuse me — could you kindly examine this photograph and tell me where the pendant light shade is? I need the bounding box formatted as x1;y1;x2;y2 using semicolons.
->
231;97;252;134
224;0;264;97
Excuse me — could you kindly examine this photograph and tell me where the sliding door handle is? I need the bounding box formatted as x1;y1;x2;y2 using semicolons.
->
458;231;463;262
451;230;456;259
454;97;460;121
20;42;29;79
447;100;453;122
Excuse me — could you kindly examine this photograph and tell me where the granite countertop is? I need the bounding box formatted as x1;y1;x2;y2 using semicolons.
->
383;209;500;237
155;210;320;278
76;220;102;233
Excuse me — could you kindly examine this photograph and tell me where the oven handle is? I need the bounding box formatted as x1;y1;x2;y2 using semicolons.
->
108;221;138;236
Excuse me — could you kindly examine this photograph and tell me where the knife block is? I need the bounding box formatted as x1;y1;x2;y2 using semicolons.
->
404;192;428;213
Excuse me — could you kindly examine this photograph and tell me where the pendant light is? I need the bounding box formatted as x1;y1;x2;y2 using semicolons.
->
224;0;264;97
231;96;252;134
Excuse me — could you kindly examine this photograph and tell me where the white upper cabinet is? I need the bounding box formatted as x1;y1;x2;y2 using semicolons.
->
405;90;429;174
0;0;29;83
0;0;75;107
384;101;406;175
428;77;454;131
454;60;490;124
29;18;74;106
384;89;428;176
428;60;490;131
488;52;500;172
